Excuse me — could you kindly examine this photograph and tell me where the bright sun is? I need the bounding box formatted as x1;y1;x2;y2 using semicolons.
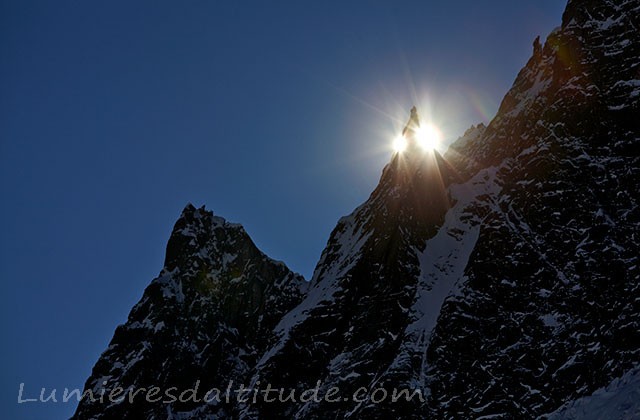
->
416;124;442;150
392;135;407;153
392;123;442;153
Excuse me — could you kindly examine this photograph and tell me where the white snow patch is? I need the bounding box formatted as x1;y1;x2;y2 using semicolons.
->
156;269;186;303
387;165;503;389
547;366;640;419
540;314;560;328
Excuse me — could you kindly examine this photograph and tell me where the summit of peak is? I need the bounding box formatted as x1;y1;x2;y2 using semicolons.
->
394;106;443;159
402;106;421;148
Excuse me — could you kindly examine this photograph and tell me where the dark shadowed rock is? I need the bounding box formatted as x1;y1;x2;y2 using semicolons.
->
73;205;306;418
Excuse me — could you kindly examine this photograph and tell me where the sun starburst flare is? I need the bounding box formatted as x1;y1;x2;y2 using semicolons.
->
392;135;408;153
416;123;442;151
392;123;442;154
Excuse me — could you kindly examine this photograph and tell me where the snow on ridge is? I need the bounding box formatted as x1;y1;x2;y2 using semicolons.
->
546;366;640;420
505;66;552;119
254;206;372;370
448;123;487;154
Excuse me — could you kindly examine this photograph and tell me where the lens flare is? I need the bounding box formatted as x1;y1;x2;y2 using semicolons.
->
392;135;407;153
416;124;442;150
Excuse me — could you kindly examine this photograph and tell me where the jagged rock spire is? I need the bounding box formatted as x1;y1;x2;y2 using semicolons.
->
402;106;420;137
401;106;422;152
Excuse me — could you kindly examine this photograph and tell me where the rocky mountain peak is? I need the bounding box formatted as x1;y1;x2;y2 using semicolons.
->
74;0;640;418
401;105;421;150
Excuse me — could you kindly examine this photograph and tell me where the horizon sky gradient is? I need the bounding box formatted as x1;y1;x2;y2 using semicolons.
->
1;1;566;418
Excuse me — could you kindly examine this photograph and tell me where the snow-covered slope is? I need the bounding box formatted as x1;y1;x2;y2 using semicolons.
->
547;367;640;419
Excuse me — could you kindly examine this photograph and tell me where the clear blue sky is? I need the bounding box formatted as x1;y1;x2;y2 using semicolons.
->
1;1;565;418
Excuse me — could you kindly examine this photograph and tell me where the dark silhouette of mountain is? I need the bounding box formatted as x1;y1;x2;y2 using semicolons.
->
74;205;307;418
74;0;640;418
